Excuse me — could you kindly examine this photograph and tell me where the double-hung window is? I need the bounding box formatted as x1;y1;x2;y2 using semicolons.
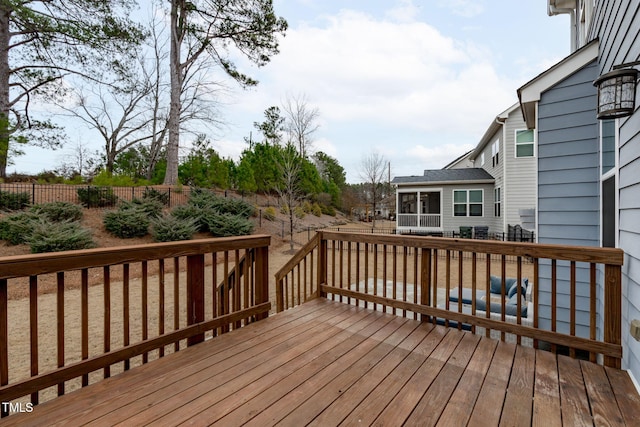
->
494;187;501;217
453;190;483;217
491;140;499;166
516;129;535;157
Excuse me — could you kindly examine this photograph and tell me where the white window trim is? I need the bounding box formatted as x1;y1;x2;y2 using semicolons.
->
453;189;484;217
515;128;536;158
599;119;619;248
494;187;501;218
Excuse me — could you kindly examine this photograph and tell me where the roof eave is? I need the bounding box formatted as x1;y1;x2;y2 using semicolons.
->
517;39;599;129
395;179;495;187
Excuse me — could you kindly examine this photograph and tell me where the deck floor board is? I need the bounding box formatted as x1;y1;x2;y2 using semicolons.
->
2;298;639;427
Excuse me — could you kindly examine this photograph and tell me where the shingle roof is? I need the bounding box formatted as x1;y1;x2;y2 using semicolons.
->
391;168;494;184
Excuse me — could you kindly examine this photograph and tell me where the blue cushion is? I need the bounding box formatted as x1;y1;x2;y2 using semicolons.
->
489;275;517;294
449;288;486;304
507;279;528;299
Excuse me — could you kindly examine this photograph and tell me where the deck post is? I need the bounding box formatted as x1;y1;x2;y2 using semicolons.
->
255;245;270;320
604;263;622;368
420;248;431;322
0;279;8;417
187;254;205;346
317;233;327;298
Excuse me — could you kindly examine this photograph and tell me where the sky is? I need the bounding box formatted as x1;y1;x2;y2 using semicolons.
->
14;0;571;183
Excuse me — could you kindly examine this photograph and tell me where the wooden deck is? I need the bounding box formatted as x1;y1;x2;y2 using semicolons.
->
3;298;639;426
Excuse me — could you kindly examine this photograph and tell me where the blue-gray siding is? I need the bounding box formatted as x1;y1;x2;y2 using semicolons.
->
590;0;640;382
536;60;599;335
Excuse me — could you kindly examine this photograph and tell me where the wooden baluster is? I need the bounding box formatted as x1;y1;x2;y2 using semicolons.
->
551;259;557;354
57;272;67;393
500;255;506;341
403;247;408;318
254;245;269;321
158;259;165;355
0;279;7;417
80;269;89;385
420;248;431;323
589;263;596;362
471;252;477;333
102;268;110;378
604;263;621;368
174;257;180;351
234;249;240;329
29;275;39;403
142;261;148;363
348;242;352;306
339;241;345;304
533;258;539;349
123;264;130;369
570;261;576;358
331;241;336;302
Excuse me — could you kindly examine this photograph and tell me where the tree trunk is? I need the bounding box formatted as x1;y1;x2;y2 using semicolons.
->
164;0;183;185
0;7;11;178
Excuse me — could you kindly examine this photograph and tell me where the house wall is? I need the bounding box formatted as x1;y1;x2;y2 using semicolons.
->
536;60;599;336
441;183;496;233
503;108;537;232
475;131;504;233
589;0;640;382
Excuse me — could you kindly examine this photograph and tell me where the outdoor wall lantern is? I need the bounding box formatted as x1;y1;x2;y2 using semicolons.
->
594;65;639;120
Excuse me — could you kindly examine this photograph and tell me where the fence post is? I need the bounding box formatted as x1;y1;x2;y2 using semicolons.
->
32;183;35;205
186;254;205;346
604;263;622;368
168;188;171;207
255;244;270;320
317;232;327;298
420;248;432;322
259;209;262;228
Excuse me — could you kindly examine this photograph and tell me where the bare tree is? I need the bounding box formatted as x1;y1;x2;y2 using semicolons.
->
360;151;388;228
275;144;303;252
282;93;319;158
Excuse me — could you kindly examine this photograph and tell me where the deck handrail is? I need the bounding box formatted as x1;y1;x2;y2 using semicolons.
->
0;235;271;416
275;231;624;368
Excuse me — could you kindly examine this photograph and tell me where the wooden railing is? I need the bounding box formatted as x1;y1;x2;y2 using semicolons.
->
0;235;270;416
275;231;624;368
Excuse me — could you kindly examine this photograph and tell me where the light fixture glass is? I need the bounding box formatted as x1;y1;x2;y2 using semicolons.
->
594;68;638;119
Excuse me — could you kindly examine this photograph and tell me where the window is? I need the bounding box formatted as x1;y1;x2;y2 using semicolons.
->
480;152;485;166
453;189;483;217
494;187;501;217
516;129;535;157
491;140;500;166
400;193;417;214
601;119;615;175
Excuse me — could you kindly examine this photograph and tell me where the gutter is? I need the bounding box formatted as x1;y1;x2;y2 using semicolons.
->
548;0;577;51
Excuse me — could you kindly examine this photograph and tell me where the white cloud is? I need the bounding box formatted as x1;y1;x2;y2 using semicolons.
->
235;8;513;137
386;0;420;23
408;143;476;170
438;0;485;18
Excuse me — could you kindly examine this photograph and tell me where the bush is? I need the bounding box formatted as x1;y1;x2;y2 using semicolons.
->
210;197;255;218
171;204;209;232
263;206;276;221
103;209;149;238
77;186;118;208
302;200;312;214
28;221;95;253
30;202;83;222
311;203;322;217
294;206;306;219
91;170;151;187
187;188;219;208
151;215;198;242
204;211;254;237
0;212;40;244
321;204;337;217
119;198;163;219
0;191;30;210
142;187;170;206
280;204;289;215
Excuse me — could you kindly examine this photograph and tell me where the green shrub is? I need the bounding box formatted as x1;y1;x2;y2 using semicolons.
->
280;204;289;215
210;197;255;218
119;198;163;218
321;204;337;216
92;170;151;187
0;191;30;210
204;211;254;237
294;206;306;219
187;188;219;208
151;215;198;242
311;203;322;217
171;204;209;232
302;200;312;214
103;209;149;238
30;202;83;222
0;212;40;244
28;221;95;253
263;206;276;221
77;186;118;208
142;187;170;206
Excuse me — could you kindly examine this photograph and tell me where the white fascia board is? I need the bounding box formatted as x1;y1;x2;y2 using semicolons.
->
517;40;599;129
470;102;520;160
397;179;494;187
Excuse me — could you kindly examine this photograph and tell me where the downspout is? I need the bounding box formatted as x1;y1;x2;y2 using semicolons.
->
548;0;577;51
495;116;507;234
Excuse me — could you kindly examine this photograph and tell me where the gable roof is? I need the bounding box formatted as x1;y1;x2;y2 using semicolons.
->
442;149;474;169
470;102;520;161
392;168;494;185
517;39;599;128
